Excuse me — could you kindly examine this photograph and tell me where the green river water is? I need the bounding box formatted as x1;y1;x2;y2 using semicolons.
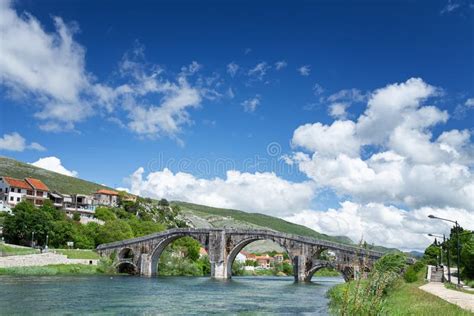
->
0;275;344;315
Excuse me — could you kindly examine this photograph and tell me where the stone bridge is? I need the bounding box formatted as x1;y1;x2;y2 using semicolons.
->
96;228;384;282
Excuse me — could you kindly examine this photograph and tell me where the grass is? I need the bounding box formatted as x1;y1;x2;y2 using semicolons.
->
0;264;101;276
381;269;472;315
445;282;474;295
0;243;39;256
328;268;473;316
314;267;342;277
53;249;100;259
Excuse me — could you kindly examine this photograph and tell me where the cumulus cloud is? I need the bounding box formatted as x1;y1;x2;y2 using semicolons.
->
328;102;349;119
129;167;315;216
297;65;311;76
284;202;474;251
31;156;78;177
241;95;261;113
284;77;474;249
0;132;46;152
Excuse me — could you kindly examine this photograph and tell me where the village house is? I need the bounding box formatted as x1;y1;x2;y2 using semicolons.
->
93;189;119;207
274;253;284;263
256;254;274;269
0;176;49;207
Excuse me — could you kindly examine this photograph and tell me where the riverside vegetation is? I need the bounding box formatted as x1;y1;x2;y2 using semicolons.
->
328;229;474;316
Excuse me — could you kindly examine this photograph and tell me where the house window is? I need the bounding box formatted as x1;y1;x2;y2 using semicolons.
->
17;188;21;193
37;191;43;196
27;190;33;196
10;196;14;201
17;197;20;202
5;188;8;193
0;188;2;192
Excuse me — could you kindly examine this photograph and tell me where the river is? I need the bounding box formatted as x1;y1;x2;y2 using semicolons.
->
0;275;344;315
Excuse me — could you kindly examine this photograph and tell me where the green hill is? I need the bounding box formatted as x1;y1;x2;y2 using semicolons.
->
0;156;110;195
175;201;353;244
1;156;394;250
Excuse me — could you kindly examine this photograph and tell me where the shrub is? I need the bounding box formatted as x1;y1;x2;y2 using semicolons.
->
404;266;418;283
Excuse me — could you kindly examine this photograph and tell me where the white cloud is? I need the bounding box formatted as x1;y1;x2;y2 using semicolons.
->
0;132;46;152
284;202;474;251
241;95;261;113
328;102;349;119
327;88;366;103
465;98;474;107
31;156;78;177
286;77;474;250
129;167;315;216
297;65;311;76
227;62;239;77
248;62;270;81
440;0;461;14
0;1;95;130
292;120;360;157
313;83;324;96
180;61;202;75
0;2;207;140
275;60;287;70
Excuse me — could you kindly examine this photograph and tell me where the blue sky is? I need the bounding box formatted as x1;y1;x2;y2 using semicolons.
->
0;0;473;250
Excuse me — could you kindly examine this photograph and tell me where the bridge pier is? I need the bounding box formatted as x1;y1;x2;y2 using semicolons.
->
140;253;152;277
207;230;229;279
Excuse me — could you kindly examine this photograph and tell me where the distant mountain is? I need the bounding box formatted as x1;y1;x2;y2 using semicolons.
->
0;156;397;252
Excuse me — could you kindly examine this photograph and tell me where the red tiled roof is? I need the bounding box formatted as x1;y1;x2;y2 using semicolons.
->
95;189;119;196
25;178;49;191
2;177;33;190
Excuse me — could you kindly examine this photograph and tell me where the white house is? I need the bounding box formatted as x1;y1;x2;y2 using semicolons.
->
93;189;119;207
0;200;12;214
0;176;49;207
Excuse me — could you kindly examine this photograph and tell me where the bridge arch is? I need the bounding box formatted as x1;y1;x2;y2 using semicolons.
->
226;236;294;279
149;233;208;277
116;261;138;274
305;261;350;282
118;247;135;261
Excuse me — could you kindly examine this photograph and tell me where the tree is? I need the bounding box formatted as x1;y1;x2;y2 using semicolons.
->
49;220;76;248
96;220;133;244
171;237;201;261
94;207;116;222
460;234;474;279
158;198;170;207
374;253;406;273
72;213;81;222
128;219;166;237
3;201;53;246
423;244;439;266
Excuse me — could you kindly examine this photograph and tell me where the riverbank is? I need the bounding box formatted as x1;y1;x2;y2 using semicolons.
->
328;268;473;315
0;264;101;275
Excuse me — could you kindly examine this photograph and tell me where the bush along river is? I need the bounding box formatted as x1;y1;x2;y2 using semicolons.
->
0;275;344;315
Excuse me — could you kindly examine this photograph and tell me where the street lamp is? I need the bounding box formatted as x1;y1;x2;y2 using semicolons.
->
428;215;461;286
428;233;451;283
45;234;49;250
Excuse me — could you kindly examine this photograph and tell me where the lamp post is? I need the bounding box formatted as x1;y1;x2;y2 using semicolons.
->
428;233;451;283
428;215;461;286
31;231;35;248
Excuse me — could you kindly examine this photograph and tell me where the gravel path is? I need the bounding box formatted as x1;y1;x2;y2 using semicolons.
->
0;253;97;268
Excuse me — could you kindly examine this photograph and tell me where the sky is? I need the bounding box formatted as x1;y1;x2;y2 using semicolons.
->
0;0;473;251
